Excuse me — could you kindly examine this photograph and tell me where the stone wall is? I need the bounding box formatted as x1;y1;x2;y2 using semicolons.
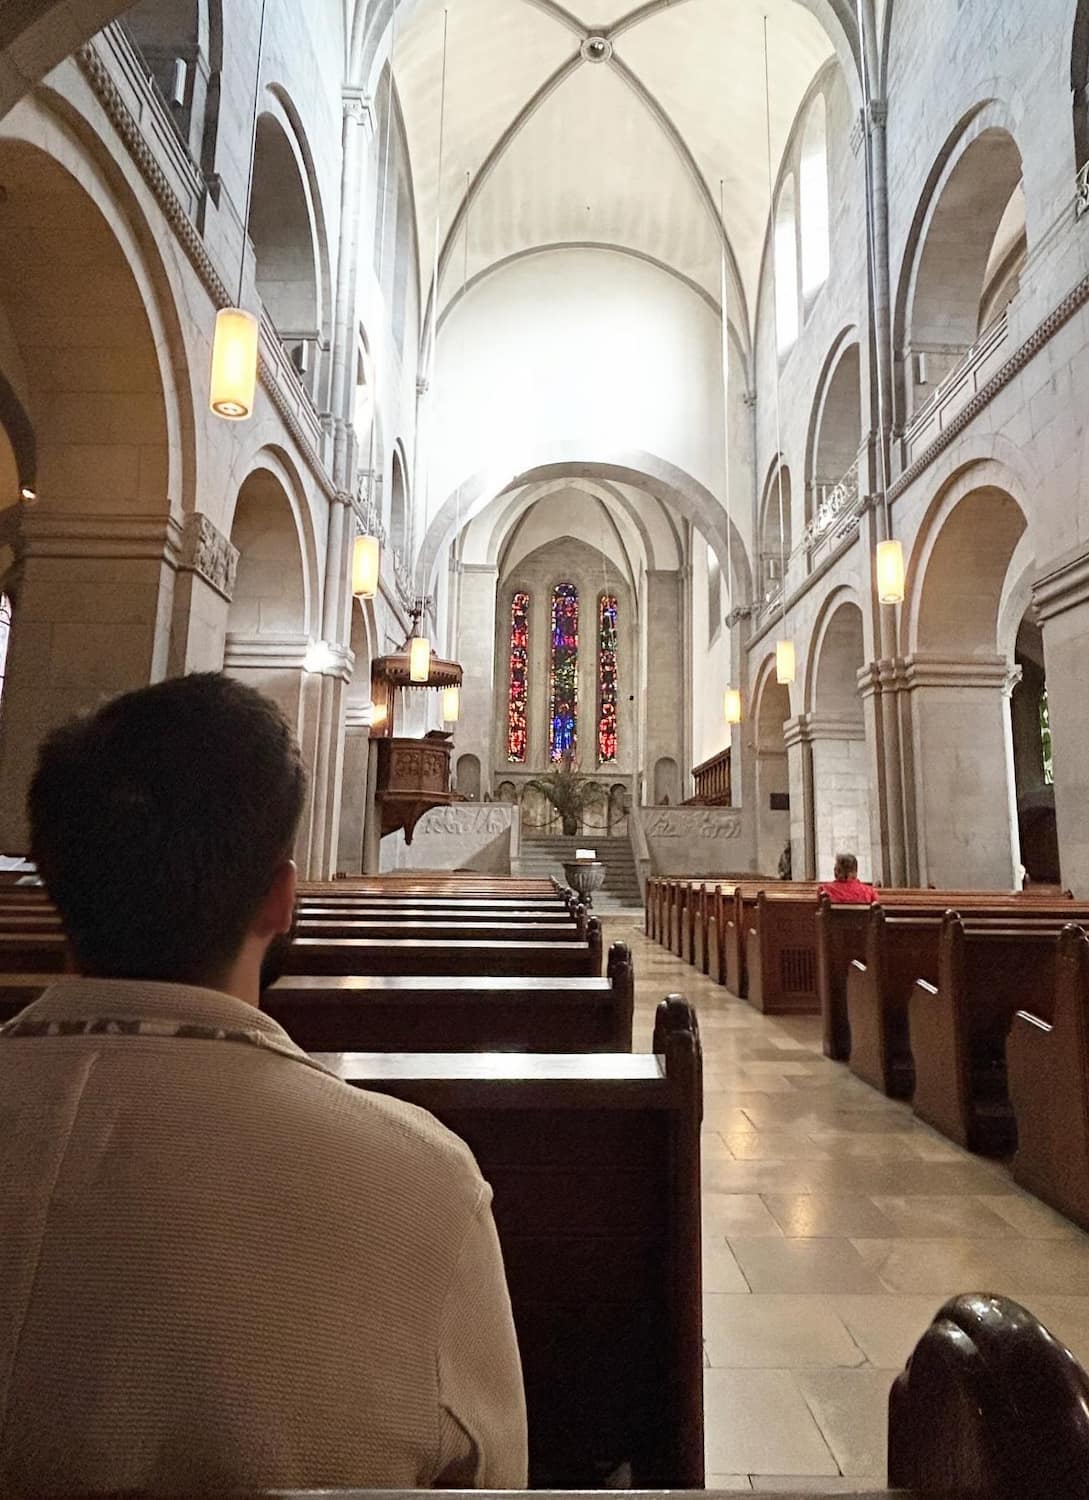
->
379;803;519;874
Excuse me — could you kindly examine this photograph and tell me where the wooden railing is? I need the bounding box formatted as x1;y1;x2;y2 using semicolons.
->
688;747;731;806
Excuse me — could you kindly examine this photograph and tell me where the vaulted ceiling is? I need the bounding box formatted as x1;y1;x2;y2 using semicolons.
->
392;0;840;348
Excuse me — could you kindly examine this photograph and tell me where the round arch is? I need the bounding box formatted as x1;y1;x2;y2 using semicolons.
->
805;328;861;523
226;443;321;636
750;652;793;876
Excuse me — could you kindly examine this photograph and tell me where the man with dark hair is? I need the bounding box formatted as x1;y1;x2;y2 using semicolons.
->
0;673;526;1494
820;851;878;905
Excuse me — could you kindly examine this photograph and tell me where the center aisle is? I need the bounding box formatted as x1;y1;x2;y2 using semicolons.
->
601;915;1089;1492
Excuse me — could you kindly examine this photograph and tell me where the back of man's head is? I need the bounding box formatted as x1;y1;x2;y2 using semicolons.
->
29;673;306;986
833;852;859;882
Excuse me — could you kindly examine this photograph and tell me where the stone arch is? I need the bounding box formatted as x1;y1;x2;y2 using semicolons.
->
389;442;409;558
227;467;308;641
806;591;871;880
653;756;680;807
248;99;328;392
894;101;1025;422
456;753;482;801
752;655;792;877
806;332;861;524
416;449;753;608
759;459;792;602
608;781;629;834
0;124;189;849
225;444;320;634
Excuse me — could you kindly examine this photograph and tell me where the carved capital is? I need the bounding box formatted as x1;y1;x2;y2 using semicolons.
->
180;512;238;602
343;89;375;135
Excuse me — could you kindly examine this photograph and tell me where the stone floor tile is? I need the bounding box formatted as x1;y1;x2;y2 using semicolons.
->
704;1294;865;1368
850;1236;1089;1295
762;1194;896;1239
704;1370;839;1476
829;1295;949;1369
723;1132;833;1161
703;1236;752;1293
867;1194;1024;1238
730;1238;887;1294
704;1192;785;1238
795;1367;896;1477
703;1476;752;1492
751;1478;888;1494
704;1158;832;1194
977;1192;1088;1238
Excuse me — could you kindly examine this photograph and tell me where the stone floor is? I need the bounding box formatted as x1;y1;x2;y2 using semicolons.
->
602;915;1089;1493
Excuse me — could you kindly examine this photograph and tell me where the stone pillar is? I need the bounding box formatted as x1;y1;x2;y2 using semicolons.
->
644;569;684;802
0;512;181;851
859;653;914;886
783;716;813;879
337;702;371;876
168;513;237;675
457;562;498;793
903;654;1019;889
1034;549;1089;894
789;711;873;883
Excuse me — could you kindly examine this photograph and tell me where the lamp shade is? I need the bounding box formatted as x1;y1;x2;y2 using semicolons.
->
723;688;742;725
210;307;259;419
876;538;905;605
441;685;460;722
776;638;796;685
409;635;432;683
351;533;380;599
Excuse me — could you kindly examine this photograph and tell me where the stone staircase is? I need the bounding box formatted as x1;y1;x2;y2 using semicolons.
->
518;833;643;912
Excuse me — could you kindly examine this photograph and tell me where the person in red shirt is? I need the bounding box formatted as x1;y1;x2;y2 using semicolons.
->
820;852;878;904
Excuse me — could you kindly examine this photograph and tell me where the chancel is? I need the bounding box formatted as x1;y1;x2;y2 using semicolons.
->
4;0;1089;1495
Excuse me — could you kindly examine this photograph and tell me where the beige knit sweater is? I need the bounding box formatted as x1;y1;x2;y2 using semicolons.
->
0;979;527;1494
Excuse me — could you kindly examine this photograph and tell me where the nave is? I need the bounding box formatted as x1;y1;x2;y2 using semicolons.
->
615;916;1089;1491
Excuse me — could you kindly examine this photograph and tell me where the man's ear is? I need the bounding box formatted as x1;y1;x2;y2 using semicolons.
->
258;859;297;937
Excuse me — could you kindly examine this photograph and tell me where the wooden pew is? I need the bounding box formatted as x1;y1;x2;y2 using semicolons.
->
908;912;1070;1152
314;996;703;1489
265;943;634;1053
295;918;586;944
1007;923;1089;1231
745;888;822;1014
889;1292;1089;1499
283;926;604;979
0;931;67;972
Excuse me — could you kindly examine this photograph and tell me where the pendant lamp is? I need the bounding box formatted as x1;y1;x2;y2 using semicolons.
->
210;0;267;420
876;538;905;605
776;638;796;685
724;688;742;726
441;685;460;722
409;632;432;683
351;533;380;599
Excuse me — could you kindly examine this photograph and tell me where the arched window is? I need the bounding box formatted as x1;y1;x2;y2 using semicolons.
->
507;590;530;763
800;96;830;297
0;592;11;717
549;583;578;762
597;594;618;765
775;176;799;354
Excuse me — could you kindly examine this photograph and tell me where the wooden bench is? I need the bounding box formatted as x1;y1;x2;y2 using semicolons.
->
283;928;604;979
909;913;1073;1152
1007;923;1089;1230
313;996;703;1488
0;932;67;972
295;917;586;944
264;943;634;1053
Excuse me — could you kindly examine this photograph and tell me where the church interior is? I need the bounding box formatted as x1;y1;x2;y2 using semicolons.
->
4;0;1089;1492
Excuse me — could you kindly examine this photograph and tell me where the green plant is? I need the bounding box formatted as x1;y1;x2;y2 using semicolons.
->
527;755;597;836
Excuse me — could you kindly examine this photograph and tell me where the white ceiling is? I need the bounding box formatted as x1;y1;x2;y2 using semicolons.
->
393;0;836;347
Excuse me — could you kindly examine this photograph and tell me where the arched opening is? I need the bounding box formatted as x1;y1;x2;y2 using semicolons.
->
906;128;1025;414
653;756;680;807
121;0;221;167
911;484;1028;887
456;752;482;801
389;445;408;557
810;600;871;880
809;342;861;534
760;463;792;604
800;94;830;299
0;138;174;851
754;672;791;876
774;175;799;355
607;781;629;835
1011;612;1058;884
248;113;321;382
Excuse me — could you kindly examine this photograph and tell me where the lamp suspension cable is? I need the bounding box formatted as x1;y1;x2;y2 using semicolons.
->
209;0;268;420
427;7;451;393
368;0;401;486
441;166;472;727
719;177;742;727
763;15;794;683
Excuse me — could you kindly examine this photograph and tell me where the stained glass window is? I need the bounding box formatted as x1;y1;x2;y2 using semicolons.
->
597;593;618;764
549;583;578;762
507;590;530;763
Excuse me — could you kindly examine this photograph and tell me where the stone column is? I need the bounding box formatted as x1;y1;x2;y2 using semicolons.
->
337;702;371;876
1034;549;1089;894
457;562;498;793
644;569;684;800
783;716;814;879
790;711;873;883
168;512;237;675
0;512;181;851
903;653;1019;889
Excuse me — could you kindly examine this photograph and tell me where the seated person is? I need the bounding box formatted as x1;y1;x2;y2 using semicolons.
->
0;673;526;1494
821;851;878;905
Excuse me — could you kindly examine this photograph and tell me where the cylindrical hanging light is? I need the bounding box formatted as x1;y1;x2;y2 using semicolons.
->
724;688;742;726
441;684;460;722
409;633;432;683
210;308;259;419
351;532;380;599
875;537;905;605
776;638;796;685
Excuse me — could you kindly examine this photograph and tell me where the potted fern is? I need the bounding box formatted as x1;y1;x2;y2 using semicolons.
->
527;754;596;837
